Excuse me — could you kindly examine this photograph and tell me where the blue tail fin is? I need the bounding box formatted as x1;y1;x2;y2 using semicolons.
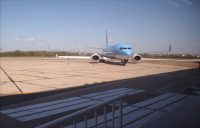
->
169;44;171;52
106;30;108;47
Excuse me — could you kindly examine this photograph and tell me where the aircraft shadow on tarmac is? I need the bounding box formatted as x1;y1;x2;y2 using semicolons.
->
89;61;137;66
104;61;124;66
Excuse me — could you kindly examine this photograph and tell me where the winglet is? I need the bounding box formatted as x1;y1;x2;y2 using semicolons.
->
169;44;171;52
106;30;108;47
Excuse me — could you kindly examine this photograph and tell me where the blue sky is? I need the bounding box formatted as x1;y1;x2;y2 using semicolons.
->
1;0;200;54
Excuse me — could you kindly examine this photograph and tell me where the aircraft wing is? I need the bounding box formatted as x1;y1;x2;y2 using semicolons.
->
138;44;172;54
87;47;104;50
58;55;109;60
138;51;169;54
58;56;90;59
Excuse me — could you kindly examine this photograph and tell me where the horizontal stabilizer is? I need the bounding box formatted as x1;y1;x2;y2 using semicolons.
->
137;44;172;54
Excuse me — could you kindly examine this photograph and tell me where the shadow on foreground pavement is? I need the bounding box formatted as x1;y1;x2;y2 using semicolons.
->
142;95;200;128
0;68;199;107
0;68;199;128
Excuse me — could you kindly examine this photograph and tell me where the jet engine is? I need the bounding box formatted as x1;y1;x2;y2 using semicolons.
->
131;54;141;61
91;53;101;61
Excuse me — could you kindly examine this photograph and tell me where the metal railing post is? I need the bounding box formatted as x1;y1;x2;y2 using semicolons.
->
84;114;87;128
73;118;76;128
119;99;122;128
94;110;97;128
36;93;128;128
112;102;115;128
104;105;107;128
61;124;63;128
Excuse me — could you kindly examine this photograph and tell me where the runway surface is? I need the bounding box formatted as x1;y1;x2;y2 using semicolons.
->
0;58;198;95
0;57;200;128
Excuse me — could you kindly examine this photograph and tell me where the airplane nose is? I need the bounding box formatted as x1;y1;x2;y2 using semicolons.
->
124;50;132;56
114;49;133;60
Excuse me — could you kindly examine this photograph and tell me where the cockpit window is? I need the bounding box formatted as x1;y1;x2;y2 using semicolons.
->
120;47;131;50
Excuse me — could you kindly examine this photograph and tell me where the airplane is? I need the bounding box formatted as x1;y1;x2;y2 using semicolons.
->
89;31;171;65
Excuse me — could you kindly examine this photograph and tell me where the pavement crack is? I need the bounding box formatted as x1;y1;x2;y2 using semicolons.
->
0;66;23;93
19;81;58;89
0;82;7;85
19;74;51;79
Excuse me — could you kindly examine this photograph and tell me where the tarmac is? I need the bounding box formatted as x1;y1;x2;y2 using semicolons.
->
0;57;200;128
0;58;198;95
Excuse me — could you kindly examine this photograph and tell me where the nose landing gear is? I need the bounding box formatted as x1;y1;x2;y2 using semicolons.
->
121;60;128;65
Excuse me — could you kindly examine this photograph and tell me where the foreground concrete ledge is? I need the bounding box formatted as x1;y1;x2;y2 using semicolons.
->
142;95;200;128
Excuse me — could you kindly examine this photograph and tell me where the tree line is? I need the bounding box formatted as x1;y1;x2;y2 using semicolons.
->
141;54;199;59
0;50;199;59
0;50;91;57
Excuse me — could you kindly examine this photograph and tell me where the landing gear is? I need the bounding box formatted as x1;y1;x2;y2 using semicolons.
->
121;60;128;65
99;59;105;63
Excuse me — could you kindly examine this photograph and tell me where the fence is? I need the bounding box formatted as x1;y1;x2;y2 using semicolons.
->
36;93;128;128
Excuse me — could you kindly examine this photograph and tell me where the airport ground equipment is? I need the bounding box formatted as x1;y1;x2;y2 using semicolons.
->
36;93;128;128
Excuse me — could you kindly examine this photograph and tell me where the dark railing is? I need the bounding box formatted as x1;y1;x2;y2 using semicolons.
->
36;93;128;128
